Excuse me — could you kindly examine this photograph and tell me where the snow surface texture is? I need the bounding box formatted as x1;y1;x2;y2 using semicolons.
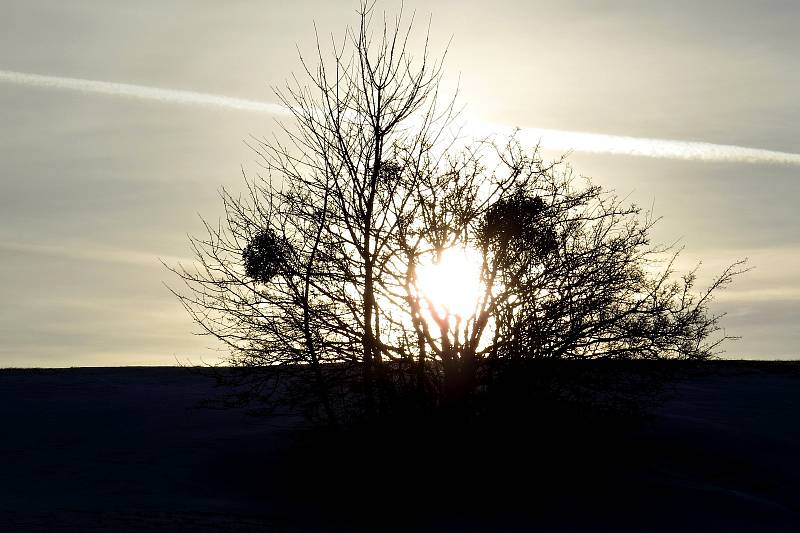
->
1;364;798;532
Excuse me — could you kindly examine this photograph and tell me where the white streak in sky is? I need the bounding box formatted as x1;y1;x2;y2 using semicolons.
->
2;69;799;166
510;126;800;166
0;69;290;116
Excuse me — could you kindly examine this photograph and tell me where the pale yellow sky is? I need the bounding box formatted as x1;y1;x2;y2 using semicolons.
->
1;0;798;365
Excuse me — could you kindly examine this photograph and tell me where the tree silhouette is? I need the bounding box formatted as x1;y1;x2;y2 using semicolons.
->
168;3;745;423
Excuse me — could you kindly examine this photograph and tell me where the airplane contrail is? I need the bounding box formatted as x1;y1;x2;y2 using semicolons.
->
2;68;799;166
0;69;289;116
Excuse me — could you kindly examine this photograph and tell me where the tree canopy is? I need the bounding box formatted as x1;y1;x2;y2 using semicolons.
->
168;3;745;424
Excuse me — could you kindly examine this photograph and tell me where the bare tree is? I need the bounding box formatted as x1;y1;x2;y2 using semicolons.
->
169;2;459;421
168;2;745;422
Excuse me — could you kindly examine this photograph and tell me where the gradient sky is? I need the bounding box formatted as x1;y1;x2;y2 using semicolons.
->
1;0;798;367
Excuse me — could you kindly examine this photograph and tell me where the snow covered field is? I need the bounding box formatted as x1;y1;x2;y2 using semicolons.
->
1;363;798;531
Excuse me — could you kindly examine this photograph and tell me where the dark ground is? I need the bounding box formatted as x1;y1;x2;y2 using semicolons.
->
1;362;798;532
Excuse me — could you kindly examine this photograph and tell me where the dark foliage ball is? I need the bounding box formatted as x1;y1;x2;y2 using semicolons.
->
484;194;556;255
485;194;544;240
242;230;289;283
379;160;402;181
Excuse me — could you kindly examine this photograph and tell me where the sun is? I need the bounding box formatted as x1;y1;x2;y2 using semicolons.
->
416;246;485;321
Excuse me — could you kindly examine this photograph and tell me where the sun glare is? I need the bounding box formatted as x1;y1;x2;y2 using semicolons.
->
416;247;485;320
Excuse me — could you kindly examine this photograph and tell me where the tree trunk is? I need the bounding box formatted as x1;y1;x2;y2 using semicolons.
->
442;349;478;415
362;264;376;418
417;331;427;406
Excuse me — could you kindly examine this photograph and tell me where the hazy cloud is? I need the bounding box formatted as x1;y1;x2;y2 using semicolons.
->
0;241;193;269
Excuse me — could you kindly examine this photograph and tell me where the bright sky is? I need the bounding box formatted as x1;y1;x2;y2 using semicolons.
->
1;0;798;366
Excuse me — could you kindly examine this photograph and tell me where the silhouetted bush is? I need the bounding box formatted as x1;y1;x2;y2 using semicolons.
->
168;2;745;427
